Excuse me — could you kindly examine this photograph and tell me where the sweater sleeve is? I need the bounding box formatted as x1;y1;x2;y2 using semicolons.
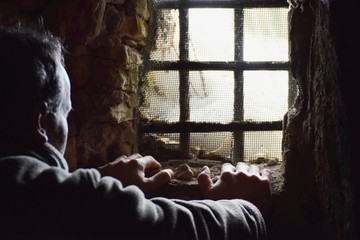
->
54;168;266;240
1;157;267;240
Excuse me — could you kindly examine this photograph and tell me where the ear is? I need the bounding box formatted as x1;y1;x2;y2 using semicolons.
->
33;101;49;144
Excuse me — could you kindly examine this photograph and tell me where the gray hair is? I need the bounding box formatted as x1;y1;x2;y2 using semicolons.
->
0;26;65;135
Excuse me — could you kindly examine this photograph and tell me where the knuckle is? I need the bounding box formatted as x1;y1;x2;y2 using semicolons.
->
236;162;247;168
220;171;233;182
236;172;260;184
115;159;127;167
236;171;248;180
145;155;155;160
128;158;141;169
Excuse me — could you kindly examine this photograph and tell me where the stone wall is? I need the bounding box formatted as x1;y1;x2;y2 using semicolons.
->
0;0;148;170
269;0;358;240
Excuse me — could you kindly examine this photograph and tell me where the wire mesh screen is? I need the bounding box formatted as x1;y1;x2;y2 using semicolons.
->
243;131;283;162
158;132;233;161
140;71;180;122
141;5;289;163
243;71;288;122
243;8;289;61
189;71;234;123
149;9;179;61
188;9;234;61
144;131;282;163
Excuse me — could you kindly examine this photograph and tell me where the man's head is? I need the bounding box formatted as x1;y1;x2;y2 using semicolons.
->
0;26;72;154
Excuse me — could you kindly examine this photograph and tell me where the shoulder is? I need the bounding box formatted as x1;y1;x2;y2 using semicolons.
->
0;155;49;177
0;155;100;187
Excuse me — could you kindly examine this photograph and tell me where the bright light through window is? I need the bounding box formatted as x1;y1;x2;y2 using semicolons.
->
189;9;234;61
141;4;290;163
243;8;289;61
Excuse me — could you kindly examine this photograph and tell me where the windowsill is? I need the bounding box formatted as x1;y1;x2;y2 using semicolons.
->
149;160;285;200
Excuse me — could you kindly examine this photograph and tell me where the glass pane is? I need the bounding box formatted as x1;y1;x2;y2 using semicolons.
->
189;71;234;123
188;9;234;61
159;133;181;150
243;8;288;61
190;132;233;161
150;9;180;61
243;71;288;122
140;71;180;122
244;131;283;162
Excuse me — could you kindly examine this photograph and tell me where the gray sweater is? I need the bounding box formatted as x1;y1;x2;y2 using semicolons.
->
0;141;267;240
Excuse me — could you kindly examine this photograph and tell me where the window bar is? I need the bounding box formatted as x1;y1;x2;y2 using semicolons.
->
140;121;282;133
233;8;245;163
156;0;287;9
149;61;289;71
179;7;190;155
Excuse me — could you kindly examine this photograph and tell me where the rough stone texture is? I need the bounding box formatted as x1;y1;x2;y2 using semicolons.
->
0;0;146;170
268;1;358;240
62;0;145;169
58;0;106;44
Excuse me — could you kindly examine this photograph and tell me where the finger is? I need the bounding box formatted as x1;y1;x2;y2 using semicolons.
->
145;167;161;178
260;169;271;180
236;162;249;172
112;155;128;164
128;153;143;159
197;166;213;193
248;165;260;175
221;163;235;173
139;155;161;169
149;169;174;185
144;169;174;195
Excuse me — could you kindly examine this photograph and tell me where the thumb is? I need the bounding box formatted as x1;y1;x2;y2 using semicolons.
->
197;166;213;196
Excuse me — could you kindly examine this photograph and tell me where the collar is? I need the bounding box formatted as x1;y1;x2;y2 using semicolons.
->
0;135;69;171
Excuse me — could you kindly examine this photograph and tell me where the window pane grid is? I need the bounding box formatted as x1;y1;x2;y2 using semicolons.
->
141;1;290;163
150;9;180;61
141;130;282;163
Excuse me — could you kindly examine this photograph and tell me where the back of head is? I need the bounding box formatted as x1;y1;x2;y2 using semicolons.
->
0;26;64;140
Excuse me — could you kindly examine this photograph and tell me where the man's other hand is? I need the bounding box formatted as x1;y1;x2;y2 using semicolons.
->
98;154;173;195
197;162;272;217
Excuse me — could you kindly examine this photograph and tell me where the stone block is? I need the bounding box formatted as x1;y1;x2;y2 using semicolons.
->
60;0;106;44
91;45;142;68
135;0;149;20
76;121;137;167
120;15;148;41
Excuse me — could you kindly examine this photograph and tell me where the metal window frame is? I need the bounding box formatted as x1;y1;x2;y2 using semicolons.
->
140;0;292;163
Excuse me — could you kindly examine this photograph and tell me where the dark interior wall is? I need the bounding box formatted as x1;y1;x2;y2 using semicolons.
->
328;0;359;238
0;0;358;239
270;0;358;239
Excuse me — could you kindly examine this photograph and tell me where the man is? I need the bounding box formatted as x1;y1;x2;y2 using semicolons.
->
0;26;272;239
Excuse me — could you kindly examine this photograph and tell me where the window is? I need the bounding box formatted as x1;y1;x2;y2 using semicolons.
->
140;0;294;163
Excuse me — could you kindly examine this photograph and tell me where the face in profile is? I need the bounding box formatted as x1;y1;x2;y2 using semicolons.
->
43;62;72;155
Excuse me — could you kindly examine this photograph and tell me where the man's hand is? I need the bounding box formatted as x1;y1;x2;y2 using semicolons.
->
97;154;173;195
197;162;272;217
